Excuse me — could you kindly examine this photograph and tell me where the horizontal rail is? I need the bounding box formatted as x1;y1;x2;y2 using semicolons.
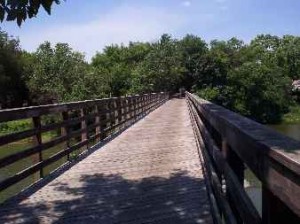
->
0;92;169;198
186;91;300;224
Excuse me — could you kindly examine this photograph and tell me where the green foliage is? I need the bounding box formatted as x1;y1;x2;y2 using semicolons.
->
1;30;300;124
131;34;185;93
282;104;300;124
178;34;207;90
0;0;61;26
92;42;151;96
196;87;221;102
0;30;28;108
276;35;300;80
0;119;31;135
224;62;290;123
25;42;90;103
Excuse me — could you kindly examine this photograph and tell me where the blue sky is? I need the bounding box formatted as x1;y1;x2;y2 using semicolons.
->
1;0;300;61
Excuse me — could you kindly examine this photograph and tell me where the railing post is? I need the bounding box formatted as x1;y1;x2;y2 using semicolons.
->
133;96;137;121
222;139;244;184
111;99;116;129
116;98;122;128
142;95;145;115
100;101;108;141
61;111;70;161
125;98;129;125
80;107;88;148
222;138;244;224
32;116;43;178
146;95;149;112
127;97;132;123
138;96;141;117
262;187;299;224
107;100;113;136
130;97;134;122
95;105;101;143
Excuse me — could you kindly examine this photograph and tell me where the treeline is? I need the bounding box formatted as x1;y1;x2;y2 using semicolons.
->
1;30;300;123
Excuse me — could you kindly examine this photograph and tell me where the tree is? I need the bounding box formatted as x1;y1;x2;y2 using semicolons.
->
26;42;89;104
0;30;28;108
224;62;291;123
0;0;61;26
178;34;207;90
194;35;292;123
131;34;185;93
92;42;151;96
276;35;300;80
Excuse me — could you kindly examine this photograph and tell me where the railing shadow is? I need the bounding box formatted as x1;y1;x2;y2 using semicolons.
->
1;171;212;223
0;100;167;206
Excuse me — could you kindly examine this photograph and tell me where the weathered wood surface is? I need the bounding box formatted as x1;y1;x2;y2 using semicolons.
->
186;92;300;223
0;93;168;193
0;99;212;224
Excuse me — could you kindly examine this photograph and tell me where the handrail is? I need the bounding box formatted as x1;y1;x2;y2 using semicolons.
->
186;91;300;224
0;92;169;202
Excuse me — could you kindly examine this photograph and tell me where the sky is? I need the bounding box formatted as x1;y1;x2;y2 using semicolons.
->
1;0;300;61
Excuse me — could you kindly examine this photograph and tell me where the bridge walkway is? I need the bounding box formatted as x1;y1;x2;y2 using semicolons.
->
0;98;212;224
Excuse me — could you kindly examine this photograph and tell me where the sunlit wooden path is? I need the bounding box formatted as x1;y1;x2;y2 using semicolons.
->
0;99;212;224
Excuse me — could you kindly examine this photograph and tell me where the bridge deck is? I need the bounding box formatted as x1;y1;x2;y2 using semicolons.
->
0;99;212;224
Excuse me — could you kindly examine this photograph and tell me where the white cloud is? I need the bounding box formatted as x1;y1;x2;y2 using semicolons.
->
19;5;188;61
182;1;191;7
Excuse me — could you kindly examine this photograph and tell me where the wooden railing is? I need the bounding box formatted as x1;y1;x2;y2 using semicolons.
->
0;93;169;198
186;92;300;224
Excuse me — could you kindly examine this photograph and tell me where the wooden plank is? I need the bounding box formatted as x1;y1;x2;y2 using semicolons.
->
0;98;212;224
187;99;237;224
0;93;169;202
0;138;89;192
61;111;70;161
95;105;101;143
187;92;300;218
32;116;43;178
0;113;98;148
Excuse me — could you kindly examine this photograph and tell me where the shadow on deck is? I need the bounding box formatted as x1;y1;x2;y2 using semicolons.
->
2;171;210;223
0;99;212;223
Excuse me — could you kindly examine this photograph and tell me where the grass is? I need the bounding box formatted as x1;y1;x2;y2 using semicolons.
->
0;119;32;136
282;104;300;124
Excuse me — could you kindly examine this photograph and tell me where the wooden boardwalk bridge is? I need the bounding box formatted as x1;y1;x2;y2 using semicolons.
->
0;92;299;223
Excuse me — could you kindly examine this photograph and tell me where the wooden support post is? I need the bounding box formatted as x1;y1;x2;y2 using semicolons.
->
262;187;300;224
100;102;107;141
222;138;244;223
133;96;137;121
140;96;143;116
143;95;145;112
137;97;140;117
127;98;131;122
95;106;101;143
61;111;70;161
32;116;43;178
127;98;130;122
106;101;112;136
131;97;134;120
222;140;244;184
123;99;127;125
149;95;152;110
80;108;88;148
116;98;122;129
110;100;115;130
145;95;148;113
147;95;150;112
